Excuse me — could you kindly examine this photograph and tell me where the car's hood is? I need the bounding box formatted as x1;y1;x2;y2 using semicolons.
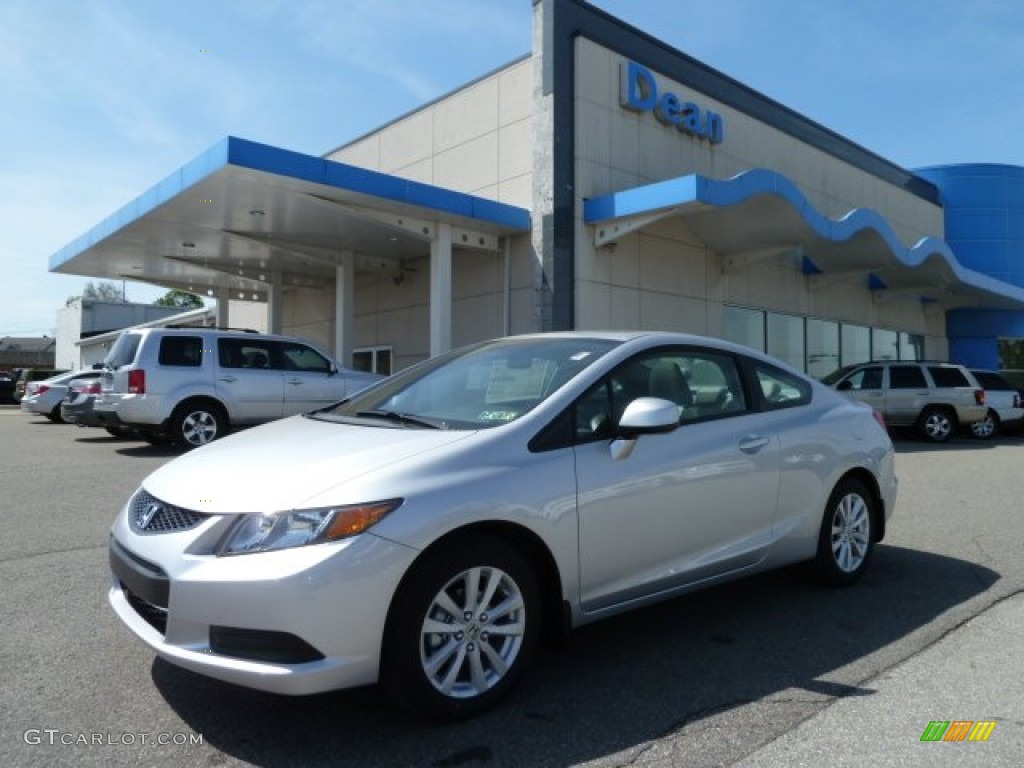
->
143;415;475;514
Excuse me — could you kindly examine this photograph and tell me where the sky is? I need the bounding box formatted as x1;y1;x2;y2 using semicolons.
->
3;0;1024;337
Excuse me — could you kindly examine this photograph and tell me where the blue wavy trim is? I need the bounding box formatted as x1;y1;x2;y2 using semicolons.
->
585;168;1024;302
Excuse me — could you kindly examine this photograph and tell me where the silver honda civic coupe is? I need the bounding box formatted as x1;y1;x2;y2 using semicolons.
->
108;331;896;719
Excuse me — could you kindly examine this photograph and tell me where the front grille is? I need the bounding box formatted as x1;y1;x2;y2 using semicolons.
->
122;583;168;634
130;489;206;534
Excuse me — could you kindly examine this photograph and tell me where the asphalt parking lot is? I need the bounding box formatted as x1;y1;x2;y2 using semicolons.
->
1;406;1021;767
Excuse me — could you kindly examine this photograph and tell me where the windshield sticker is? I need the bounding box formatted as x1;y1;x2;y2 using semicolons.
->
485;360;551;402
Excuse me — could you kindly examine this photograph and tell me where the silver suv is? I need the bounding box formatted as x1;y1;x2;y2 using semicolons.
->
93;328;382;447
823;361;986;442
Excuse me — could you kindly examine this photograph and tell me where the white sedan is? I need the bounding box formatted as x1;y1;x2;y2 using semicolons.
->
20;369;101;422
108;331;897;719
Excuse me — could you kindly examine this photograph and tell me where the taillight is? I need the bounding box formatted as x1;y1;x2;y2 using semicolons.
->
974;389;986;406
128;370;146;394
872;409;887;430
35;384;49;396
82;381;102;395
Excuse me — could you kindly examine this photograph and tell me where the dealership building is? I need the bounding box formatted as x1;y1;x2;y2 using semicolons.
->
50;0;1024;377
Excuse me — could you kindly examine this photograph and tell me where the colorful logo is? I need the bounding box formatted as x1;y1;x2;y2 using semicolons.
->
920;720;997;742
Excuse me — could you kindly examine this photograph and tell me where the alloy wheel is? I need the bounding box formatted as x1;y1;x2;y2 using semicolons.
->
419;565;526;699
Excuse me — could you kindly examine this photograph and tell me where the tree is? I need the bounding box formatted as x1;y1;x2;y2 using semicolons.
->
66;280;126;306
154;289;204;309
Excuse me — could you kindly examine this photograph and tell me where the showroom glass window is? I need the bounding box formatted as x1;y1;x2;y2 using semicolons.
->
724;307;765;352
841;325;871;366
872;329;900;361
806;319;839;380
766;313;805;371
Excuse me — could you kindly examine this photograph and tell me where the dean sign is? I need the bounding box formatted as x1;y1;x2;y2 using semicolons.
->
620;60;725;145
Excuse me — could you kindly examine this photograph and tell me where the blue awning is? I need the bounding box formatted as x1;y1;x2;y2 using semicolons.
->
50;137;530;300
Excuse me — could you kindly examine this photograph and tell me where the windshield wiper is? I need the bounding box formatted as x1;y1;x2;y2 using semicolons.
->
354;409;445;429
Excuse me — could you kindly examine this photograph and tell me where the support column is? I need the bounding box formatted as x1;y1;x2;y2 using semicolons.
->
430;222;452;357
267;276;283;335
335;253;354;367
214;289;229;327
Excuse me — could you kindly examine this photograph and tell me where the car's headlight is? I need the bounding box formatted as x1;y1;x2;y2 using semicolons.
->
217;499;402;556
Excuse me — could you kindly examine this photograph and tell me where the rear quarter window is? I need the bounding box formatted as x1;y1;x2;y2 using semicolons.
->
753;362;812;409
928;366;970;388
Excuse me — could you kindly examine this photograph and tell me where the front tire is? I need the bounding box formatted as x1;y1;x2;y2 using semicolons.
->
168;401;226;448
810;477;875;586
381;534;540;721
970;410;998;439
918;406;956;442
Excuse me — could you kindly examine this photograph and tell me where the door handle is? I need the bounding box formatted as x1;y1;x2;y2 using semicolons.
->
218;375;237;383
739;435;770;453
287;379;303;385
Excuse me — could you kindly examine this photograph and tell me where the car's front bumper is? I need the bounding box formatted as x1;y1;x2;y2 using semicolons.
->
108;519;419;695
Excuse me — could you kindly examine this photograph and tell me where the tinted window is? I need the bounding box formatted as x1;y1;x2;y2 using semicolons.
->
928;366;970;388
972;371;1011;390
158;336;203;367
889;366;927;389
218;339;276;370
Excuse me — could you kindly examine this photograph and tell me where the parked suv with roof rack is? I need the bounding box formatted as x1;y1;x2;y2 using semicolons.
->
968;369;1024;438
93;328;383;447
823;360;986;442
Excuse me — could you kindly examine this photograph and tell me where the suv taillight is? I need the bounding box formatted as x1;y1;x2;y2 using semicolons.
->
974;389;986;406
128;370;146;394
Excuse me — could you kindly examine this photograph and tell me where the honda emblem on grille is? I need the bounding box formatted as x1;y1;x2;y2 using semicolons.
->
137;502;163;529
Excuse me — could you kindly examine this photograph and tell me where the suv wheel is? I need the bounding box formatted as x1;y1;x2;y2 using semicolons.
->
169;400;226;448
918;407;956;443
970;410;998;440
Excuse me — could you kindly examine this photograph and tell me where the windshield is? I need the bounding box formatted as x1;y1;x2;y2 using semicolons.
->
315;337;620;430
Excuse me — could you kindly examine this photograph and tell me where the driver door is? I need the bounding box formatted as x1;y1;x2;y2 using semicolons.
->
574;347;780;613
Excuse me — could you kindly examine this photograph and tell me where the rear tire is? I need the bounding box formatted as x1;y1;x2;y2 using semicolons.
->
381;534;540;721
918;407;956;443
809;477;875;586
970;410;998;439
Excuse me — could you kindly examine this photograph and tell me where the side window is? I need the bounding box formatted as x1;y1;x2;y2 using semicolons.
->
218;339;276;370
569;347;749;444
844;367;883;390
973;371;1008;391
158;336;203;367
754;363;812;409
889;365;927;389
928;366;970;388
279;343;332;373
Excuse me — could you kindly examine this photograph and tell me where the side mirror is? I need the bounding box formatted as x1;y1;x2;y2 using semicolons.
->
618;397;680;438
836;380;853;391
